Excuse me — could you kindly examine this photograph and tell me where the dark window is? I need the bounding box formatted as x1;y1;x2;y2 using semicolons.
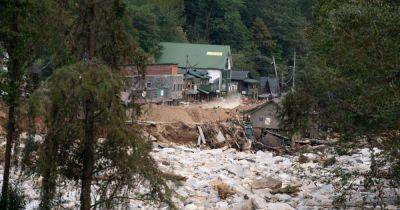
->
146;82;151;88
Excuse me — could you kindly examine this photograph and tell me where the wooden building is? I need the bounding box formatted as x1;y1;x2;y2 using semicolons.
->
243;102;281;130
231;71;259;99
122;64;184;104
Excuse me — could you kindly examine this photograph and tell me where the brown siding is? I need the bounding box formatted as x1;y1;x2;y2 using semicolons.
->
123;64;178;77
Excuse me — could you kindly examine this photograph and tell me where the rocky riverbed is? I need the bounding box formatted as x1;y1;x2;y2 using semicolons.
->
141;145;399;210
1;141;399;209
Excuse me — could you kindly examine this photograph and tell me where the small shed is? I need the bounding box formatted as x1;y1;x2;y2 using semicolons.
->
243;102;281;130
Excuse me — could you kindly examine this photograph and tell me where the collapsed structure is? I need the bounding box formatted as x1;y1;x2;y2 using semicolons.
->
122;64;184;104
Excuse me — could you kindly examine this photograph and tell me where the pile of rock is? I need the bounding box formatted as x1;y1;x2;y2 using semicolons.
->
149;145;399;210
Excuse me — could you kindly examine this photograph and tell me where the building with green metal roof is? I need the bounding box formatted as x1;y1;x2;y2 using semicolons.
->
156;42;233;94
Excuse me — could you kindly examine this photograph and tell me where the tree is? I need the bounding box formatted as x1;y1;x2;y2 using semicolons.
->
183;0;251;50
125;0;187;55
36;63;173;210
0;1;61;207
32;1;174;209
252;17;276;55
280;0;400;205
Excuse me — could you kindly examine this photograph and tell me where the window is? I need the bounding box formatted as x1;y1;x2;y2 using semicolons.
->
146;82;152;88
258;117;264;122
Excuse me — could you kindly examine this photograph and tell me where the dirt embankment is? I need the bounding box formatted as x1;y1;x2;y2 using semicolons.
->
139;104;242;124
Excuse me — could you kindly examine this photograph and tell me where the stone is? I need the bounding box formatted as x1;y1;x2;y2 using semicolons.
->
252;189;272;200
216;130;226;143
183;203;199;210
231;199;253;210
251;195;269;209
149;135;157;141
251;176;282;190
275;193;292;202
216;201;229;209
265;202;295;210
226;165;245;178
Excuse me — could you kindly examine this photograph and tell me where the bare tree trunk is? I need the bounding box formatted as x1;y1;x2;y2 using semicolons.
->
80;100;95;210
87;0;96;61
0;105;16;206
1;40;21;208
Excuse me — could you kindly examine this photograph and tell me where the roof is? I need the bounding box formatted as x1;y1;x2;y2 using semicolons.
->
188;69;209;79
156;42;231;70
244;78;259;84
231;71;249;81
197;88;210;94
260;77;280;96
243;101;278;114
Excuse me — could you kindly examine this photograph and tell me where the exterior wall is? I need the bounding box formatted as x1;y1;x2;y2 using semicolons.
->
207;69;223;92
249;104;280;129
123;64;178;76
130;75;184;103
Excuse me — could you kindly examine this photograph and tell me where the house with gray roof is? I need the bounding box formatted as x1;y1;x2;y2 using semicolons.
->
231;71;259;99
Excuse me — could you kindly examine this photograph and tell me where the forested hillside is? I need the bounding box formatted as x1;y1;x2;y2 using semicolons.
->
125;0;314;76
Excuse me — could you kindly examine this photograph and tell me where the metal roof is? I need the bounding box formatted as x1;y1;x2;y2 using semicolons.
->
244;78;259;84
231;71;249;81
156;42;231;70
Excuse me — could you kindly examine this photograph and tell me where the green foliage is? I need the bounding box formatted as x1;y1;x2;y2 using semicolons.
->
0;185;26;210
242;0;311;56
280;0;400;206
125;0;187;55
279;91;314;136
309;0;400;135
34;62;174;208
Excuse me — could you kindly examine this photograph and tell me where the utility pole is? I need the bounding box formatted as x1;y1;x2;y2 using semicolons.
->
272;56;278;78
272;56;281;96
292;50;296;91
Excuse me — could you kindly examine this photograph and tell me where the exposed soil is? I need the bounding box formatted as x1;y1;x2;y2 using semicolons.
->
139;104;241;124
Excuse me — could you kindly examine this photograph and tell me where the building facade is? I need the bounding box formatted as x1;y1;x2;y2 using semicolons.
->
123;64;184;104
231;71;259;99
156;42;234;95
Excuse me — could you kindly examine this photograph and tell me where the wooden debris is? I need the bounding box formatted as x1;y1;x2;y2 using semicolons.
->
215;182;236;200
197;126;206;145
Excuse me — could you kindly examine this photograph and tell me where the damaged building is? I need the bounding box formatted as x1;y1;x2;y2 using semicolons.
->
122;64;184;104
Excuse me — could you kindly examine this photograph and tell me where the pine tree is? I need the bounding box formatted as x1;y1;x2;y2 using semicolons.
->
0;0;61;207
32;1;174;209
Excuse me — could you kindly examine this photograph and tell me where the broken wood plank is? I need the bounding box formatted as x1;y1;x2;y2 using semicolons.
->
198;126;206;144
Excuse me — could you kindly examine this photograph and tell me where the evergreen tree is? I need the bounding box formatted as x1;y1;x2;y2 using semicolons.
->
32;1;174;209
280;0;400;204
252;17;276;55
0;0;62;208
